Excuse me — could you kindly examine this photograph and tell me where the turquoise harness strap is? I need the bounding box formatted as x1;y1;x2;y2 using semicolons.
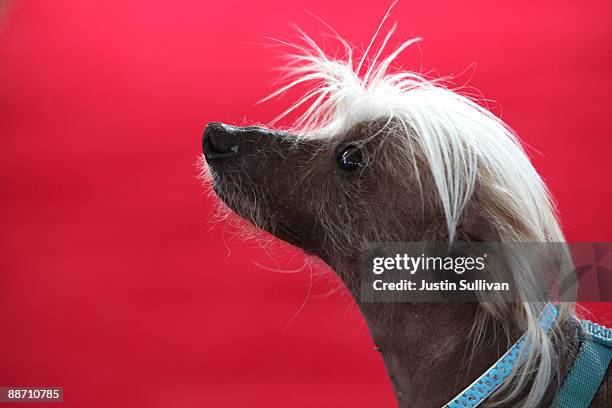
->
550;320;612;408
444;304;558;408
444;307;612;408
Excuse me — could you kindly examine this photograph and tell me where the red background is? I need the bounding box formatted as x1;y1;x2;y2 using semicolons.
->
1;1;612;407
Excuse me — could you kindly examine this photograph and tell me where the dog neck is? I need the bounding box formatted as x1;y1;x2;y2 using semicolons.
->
333;262;580;407
359;302;502;407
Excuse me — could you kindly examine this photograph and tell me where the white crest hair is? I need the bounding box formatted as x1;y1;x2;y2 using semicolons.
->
262;8;576;407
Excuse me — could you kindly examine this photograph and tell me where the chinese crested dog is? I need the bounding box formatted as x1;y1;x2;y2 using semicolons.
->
200;13;610;408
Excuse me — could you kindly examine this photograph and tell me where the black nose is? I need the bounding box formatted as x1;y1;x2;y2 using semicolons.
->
203;122;241;160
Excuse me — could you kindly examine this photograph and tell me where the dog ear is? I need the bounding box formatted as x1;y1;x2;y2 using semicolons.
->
456;195;501;243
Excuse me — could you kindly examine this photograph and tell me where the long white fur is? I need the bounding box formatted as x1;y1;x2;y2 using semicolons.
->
262;13;576;408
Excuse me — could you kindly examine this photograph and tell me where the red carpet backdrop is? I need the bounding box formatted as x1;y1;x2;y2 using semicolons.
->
1;0;612;406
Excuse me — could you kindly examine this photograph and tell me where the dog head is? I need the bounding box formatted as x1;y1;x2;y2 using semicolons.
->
201;33;565;286
202;119;443;271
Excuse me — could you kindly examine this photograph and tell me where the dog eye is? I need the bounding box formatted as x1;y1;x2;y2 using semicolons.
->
337;144;365;172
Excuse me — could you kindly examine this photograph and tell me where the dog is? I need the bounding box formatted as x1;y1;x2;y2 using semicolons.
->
200;18;611;408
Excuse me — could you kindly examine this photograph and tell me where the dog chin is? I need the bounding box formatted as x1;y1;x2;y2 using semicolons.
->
269;221;305;248
214;187;308;250
203;162;313;253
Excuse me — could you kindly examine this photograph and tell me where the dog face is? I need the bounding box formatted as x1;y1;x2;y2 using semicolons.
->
202;120;446;271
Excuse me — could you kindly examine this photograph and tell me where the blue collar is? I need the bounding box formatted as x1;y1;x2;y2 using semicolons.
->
444;304;558;408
